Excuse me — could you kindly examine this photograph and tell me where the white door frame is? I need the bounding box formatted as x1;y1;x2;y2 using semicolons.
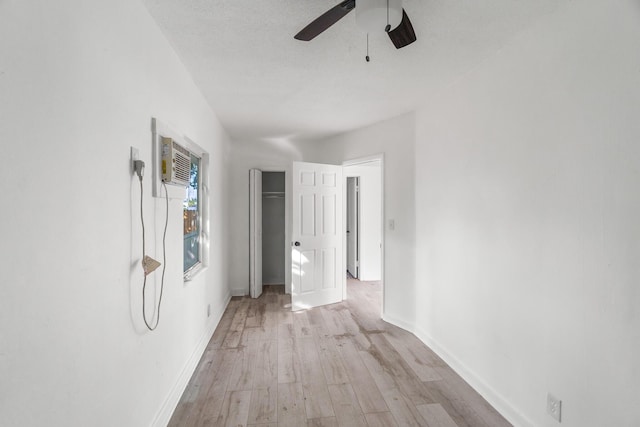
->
342;154;385;315
249;169;262;298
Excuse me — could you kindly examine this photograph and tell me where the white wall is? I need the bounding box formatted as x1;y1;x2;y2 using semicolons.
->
298;113;416;329
414;0;640;426
0;1;230;426
228;138;304;295
344;162;382;281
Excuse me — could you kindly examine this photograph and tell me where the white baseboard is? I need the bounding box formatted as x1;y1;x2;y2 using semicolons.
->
151;291;231;427
412;325;533;427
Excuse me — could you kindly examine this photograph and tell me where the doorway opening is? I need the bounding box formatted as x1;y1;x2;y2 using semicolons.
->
343;157;383;316
249;160;382;314
261;172;286;288
346;176;360;279
249;169;288;299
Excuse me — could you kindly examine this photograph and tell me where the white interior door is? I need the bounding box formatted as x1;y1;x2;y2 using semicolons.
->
249;169;263;298
292;161;343;310
346;177;359;278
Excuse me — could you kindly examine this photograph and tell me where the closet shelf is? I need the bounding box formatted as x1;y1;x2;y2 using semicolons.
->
263;191;285;199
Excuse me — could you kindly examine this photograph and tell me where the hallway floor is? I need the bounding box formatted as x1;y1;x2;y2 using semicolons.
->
168;280;512;426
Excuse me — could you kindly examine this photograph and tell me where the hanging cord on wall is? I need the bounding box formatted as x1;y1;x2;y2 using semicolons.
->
385;0;391;32
365;33;370;62
137;168;169;331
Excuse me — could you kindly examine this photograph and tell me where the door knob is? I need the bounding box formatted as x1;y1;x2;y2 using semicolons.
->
294;241;301;246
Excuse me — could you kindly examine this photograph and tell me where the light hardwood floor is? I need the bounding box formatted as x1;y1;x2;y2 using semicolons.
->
168;280;512;427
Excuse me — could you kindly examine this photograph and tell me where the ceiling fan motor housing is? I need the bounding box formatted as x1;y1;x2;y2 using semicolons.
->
356;0;403;33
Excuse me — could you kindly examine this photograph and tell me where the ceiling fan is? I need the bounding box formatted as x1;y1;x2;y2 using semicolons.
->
294;0;417;49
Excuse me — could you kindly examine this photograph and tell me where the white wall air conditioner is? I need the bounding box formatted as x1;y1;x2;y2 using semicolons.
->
161;137;190;187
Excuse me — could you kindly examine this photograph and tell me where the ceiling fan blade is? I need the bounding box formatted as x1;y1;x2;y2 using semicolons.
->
294;0;356;41
387;9;417;49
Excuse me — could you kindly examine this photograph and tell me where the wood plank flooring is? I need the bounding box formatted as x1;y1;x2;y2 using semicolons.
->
168;280;512;427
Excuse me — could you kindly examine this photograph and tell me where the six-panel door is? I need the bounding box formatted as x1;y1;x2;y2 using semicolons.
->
292;161;343;310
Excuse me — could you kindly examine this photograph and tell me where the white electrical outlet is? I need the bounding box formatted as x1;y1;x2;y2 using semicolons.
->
547;393;562;422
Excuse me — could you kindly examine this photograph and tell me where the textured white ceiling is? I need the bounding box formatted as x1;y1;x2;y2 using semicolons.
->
142;0;561;142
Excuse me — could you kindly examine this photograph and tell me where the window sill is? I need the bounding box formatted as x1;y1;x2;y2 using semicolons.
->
184;263;205;282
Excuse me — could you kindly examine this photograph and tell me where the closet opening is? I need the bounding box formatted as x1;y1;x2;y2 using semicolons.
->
249;169;287;298
261;171;286;289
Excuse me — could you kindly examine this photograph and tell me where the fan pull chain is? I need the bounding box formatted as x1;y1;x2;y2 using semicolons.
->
365;33;370;62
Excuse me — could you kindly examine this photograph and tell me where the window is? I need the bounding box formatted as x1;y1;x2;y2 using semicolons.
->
183;154;200;273
151;118;209;280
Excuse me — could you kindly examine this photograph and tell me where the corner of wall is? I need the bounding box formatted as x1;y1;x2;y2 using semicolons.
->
231;287;247;297
381;313;415;334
